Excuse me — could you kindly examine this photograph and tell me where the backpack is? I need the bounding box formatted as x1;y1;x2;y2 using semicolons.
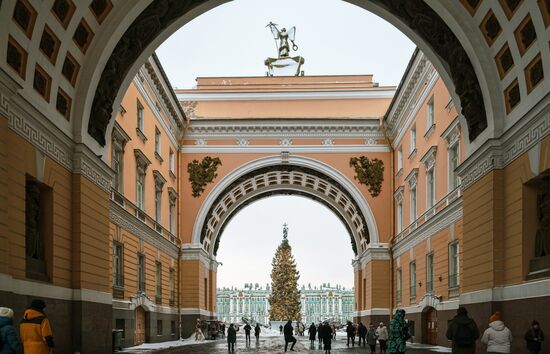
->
401;324;411;341
454;321;474;347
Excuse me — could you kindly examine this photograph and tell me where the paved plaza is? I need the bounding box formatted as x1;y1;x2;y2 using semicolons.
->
123;334;450;354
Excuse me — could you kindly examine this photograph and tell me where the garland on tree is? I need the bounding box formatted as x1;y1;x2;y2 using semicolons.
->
268;223;301;321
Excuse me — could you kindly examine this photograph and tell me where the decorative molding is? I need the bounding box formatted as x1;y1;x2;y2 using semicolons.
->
458;96;550;189
441;117;461;147
421;146;438;170
176;89;395;101
153;170;167;188
279;138;292;146
236;138;249;146
358;243;391;268
185;119;383;139
406;168;419;188
322;138;334;146
195;139;207;146
460;278;550;304
394;186;404;202
73;143;114;193
109;201;179;257
134;148;152;169
181;145;391;154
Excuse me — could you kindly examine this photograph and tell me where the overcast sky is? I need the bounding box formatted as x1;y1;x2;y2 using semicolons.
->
156;0;415;290
156;0;415;89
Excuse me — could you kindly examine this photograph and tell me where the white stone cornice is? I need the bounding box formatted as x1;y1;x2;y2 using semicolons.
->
185;119;384;139
181;145;390;154
458;95;550;190
357;243;391;268
405;168;419;188
421;146;438;170
394;186;404;202
181;244;214;269
177;89;395;101
109;201;179;257
441;117;461;147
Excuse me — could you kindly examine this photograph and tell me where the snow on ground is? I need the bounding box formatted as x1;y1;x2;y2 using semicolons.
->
122;336;217;351
259;327;281;337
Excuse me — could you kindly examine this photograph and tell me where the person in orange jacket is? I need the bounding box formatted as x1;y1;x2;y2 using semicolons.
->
19;299;54;354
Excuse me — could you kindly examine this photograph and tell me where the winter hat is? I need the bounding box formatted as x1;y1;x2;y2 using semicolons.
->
489;311;501;322
0;307;14;318
30;299;46;311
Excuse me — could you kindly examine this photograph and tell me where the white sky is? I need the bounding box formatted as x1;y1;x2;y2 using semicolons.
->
215;196;356;289
155;0;415;289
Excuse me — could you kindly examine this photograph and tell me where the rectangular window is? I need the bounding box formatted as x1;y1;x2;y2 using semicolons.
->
157;320;163;335
410;261;416;300
171;320;176;335
410;125;416;154
136;170;145;210
169;202;175;234
427;168;435;209
137;254;145;292
156;262;162;303
113;242;123;287
137;100;144;132
397;201;403;233
169;149;175;173
397;147;403;172
449;144;460;190
427;96;434;129
155;127;161;155
169;268;175;305
449;242;459;288
155;188;162;222
396;268;402;304
112;146;123;193
410;187;417;223
426;253;434;293
25;177;52;282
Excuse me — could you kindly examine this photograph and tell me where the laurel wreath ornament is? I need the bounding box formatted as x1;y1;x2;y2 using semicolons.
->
349;156;384;197
187;156;222;198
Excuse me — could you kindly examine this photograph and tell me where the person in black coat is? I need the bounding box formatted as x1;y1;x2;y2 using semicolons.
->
525;320;544;354
284;320;297;352
319;322;332;353
357;322;368;346
243;323;252;345
346;321;356;346
308;322;317;348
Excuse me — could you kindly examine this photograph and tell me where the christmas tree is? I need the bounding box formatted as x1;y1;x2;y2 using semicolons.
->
268;223;302;321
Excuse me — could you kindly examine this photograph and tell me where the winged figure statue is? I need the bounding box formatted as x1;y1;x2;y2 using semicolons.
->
267;22;298;59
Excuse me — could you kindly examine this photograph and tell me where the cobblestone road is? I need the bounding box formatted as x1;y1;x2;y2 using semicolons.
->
137;335;449;354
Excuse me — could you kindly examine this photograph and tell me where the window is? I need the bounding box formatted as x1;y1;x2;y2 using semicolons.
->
169;202;175;234
397;147;403;172
426;253;434;293
449;143;460;190
410;125;416;154
171;320;176;335
410;261;416;300
169;149;175;174
449;242;459;288
397;200;403;233
25;177;52;282
410;187;417;223
396;268;402;304
137;254;145;292
427;96;434;130
111;143;123;193
426;168;435;209
137;100;144;132
155;187;162;222
156;262;162;303
155;127;161;155
136;168;145;209
169;268;175;306
157;320;163;336
113;242;123;287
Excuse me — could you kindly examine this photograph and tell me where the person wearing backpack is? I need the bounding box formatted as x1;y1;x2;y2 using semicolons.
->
446;306;480;354
388;309;408;354
0;307;23;354
481;312;512;354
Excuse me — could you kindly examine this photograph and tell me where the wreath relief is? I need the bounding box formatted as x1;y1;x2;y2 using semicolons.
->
187;156;222;198
350;156;384;197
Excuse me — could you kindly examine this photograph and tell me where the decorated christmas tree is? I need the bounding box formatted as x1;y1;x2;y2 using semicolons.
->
268;223;302;321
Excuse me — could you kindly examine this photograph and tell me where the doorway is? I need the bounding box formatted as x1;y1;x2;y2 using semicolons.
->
135;306;146;345
425;307;438;345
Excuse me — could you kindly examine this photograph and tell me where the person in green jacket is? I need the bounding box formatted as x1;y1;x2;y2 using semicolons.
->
388;309;408;354
227;323;237;353
446;306;480;354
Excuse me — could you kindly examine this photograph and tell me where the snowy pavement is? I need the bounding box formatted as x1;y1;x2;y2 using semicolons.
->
121;332;452;353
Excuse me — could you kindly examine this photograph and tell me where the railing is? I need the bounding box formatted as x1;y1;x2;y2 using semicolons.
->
394;186;462;244
110;188;179;246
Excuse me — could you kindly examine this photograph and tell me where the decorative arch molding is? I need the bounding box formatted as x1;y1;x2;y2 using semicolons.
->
190;156;381;257
86;0;490;148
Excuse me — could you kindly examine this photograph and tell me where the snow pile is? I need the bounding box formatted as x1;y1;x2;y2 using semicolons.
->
122;336;214;351
260;327;282;337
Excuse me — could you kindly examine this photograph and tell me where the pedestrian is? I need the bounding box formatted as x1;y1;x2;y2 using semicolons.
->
480;312;513;354
308;322;317;348
244;322;252;345
280;324;283;335
221;323;226;338
357;322;367;346
254;323;261;341
346;320;356;346
525;320;544;354
318;322;323;346
367;323;378;354
19;299;54;354
446;306;480;354
194;318;204;341
320;322;332;354
388;309;409;354
0;307;23;354
377;322;389;354
332;324;336;340
227;323;237;353
284;320;297;352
